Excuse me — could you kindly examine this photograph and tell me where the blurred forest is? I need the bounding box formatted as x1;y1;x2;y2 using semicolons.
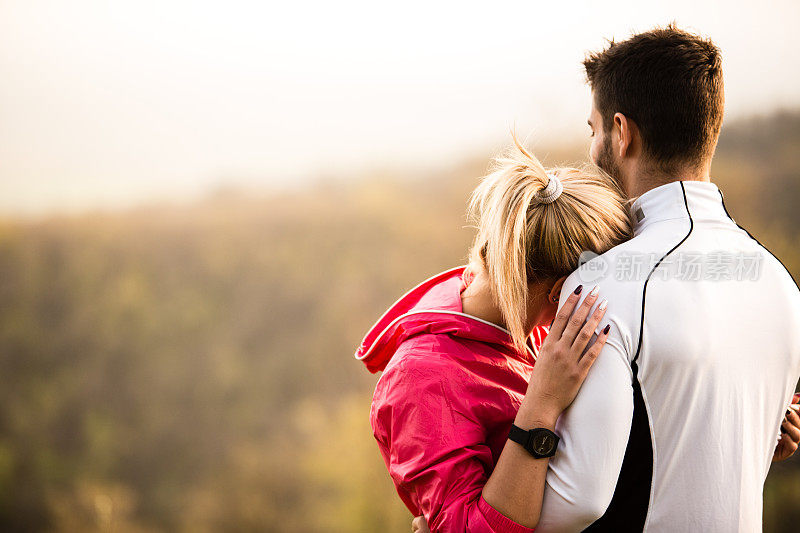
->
1;111;799;532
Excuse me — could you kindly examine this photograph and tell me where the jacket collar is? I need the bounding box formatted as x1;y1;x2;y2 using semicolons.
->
631;180;729;237
354;267;539;373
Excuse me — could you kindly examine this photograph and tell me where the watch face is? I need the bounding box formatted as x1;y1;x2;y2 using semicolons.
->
531;432;555;455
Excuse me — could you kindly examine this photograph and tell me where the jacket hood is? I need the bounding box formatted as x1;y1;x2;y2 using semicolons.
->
355;266;541;373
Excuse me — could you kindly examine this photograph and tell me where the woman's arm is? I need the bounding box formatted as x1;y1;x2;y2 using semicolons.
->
480;285;609;528
407;286;611;532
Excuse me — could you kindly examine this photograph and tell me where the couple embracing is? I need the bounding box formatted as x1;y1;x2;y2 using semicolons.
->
355;25;800;532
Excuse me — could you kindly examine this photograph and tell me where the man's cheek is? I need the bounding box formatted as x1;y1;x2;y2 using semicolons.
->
589;140;600;165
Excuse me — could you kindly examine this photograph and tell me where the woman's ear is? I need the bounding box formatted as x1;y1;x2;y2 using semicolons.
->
548;275;569;304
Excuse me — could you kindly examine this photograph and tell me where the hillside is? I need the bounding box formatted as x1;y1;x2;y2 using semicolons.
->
0;111;798;532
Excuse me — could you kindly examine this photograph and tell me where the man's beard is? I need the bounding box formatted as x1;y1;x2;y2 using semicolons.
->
596;135;623;189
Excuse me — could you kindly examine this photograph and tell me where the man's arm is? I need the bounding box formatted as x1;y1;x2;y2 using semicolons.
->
535;281;636;532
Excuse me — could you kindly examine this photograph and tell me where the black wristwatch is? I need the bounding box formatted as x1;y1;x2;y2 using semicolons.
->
508;424;560;458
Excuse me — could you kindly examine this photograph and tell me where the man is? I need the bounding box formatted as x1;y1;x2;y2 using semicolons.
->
414;25;800;532
534;24;800;532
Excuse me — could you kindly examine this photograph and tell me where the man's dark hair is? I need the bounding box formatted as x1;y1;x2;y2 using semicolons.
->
584;24;724;172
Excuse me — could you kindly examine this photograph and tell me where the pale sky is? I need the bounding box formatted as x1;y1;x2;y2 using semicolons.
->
1;0;798;215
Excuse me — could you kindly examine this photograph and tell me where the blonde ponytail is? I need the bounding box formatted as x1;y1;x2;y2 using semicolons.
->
468;135;632;352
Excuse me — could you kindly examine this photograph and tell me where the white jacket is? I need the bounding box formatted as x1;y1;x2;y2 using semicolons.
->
537;180;800;532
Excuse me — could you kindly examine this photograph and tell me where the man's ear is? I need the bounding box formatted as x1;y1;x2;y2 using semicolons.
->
613;112;638;159
548;275;569;305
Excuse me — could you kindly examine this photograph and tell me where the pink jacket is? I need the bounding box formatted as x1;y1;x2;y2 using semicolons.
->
356;267;548;533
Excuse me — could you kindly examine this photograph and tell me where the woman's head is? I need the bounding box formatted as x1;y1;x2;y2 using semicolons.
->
468;135;633;352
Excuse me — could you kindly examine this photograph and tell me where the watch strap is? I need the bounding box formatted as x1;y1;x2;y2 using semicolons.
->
508;423;530;448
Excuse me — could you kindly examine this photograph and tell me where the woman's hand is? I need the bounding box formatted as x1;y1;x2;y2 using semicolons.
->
773;394;800;462
517;284;610;425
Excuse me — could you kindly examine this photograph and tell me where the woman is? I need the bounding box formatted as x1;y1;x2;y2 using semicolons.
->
355;139;800;532
355;137;631;531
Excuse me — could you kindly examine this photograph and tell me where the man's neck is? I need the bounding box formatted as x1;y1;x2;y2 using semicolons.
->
626;163;711;199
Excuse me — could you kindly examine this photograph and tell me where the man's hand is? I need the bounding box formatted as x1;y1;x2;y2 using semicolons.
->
773;398;800;462
411;515;430;533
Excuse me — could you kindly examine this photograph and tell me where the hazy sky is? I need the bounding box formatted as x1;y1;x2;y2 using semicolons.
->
1;0;799;215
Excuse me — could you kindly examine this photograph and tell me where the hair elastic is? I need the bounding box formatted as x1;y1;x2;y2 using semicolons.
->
534;173;563;205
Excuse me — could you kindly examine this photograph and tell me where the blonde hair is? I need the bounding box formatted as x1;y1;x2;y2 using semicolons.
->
468;136;633;352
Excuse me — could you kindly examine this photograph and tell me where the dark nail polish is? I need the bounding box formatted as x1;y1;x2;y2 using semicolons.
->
780;426;787;434
788;410;792;416
574;285;583;295
603;324;611;335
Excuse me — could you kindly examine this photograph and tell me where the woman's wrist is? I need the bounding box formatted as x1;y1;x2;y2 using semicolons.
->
514;397;560;430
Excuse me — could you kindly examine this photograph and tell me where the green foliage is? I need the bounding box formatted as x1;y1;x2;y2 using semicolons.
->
0;112;798;531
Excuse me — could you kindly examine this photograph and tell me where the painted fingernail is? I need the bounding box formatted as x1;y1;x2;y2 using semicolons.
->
574;285;583;295
589;285;599;297
598;299;608;311
780;426;787;434
603;324;611;335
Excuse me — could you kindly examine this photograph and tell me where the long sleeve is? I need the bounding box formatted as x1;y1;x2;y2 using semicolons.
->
370;353;535;533
535;278;636;532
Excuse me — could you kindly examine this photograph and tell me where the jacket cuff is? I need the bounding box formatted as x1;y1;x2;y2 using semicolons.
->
477;495;535;533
